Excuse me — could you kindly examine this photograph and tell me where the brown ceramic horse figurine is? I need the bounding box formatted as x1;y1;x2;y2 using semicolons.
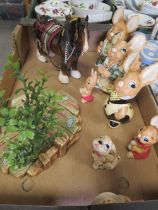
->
34;15;89;84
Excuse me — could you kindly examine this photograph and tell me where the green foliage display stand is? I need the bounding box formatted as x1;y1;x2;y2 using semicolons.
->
0;56;81;178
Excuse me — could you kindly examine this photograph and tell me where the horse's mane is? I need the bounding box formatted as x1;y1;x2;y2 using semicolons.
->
63;16;82;45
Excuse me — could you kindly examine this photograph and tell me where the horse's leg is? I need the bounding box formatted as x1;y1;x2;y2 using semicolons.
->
71;59;81;79
48;51;55;58
58;62;70;84
36;40;47;63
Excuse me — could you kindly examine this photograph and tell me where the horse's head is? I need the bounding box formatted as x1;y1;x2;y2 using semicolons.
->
64;16;89;53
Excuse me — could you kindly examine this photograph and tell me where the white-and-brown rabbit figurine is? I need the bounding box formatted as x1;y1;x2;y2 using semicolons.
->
127;115;158;159
104;63;158;128
80;69;97;103
96;7;139;66
92;136;121;170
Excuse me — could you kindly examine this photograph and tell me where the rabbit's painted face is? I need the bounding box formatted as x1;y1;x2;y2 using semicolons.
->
106;20;128;45
115;71;142;99
85;77;95;90
93;136;113;155
137;126;158;145
108;41;128;63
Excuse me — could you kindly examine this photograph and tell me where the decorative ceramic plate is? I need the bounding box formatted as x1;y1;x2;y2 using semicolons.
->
124;9;155;27
144;0;158;8
125;0;158;16
70;0;98;10
35;1;73;18
141;0;158;15
70;2;112;22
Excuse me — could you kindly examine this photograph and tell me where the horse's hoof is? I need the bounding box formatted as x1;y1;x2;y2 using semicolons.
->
71;70;81;79
58;71;69;84
36;50;47;63
48;51;55;57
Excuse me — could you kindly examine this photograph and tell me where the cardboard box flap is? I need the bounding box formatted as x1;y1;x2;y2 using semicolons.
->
12;24;29;65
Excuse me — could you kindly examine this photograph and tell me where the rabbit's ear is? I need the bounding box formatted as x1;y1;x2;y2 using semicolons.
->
111;143;116;153
126;15;139;33
93;71;98;80
128;33;146;52
123;52;138;73
139;63;158;87
150;115;158;129
91;68;94;76
112;8;124;24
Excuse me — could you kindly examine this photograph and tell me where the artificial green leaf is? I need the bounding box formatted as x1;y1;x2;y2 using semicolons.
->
25;130;34;139
19;131;27;141
9;119;17;126
0;108;9;116
9;109;17;118
0;118;6;126
12;62;20;71
6;126;18;132
0;91;5;98
9;143;17;149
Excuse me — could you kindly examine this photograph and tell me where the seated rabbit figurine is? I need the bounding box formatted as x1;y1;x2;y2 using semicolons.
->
80;69;97;103
127;115;158;159
96;7;139;67
92;136;121;170
96;33;147;93
96;41;128;92
104;63;158;128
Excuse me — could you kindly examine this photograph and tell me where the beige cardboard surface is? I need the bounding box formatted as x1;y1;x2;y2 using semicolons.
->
0;36;158;205
137;87;158;125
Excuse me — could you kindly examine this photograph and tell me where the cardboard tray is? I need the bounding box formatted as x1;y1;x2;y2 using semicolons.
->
0;24;158;208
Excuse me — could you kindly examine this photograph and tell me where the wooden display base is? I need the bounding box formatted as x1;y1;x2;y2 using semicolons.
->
0;91;82;178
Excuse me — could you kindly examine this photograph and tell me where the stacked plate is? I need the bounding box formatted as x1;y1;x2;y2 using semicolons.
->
35;0;73;19
124;9;155;28
69;0;112;23
125;0;158;17
141;0;158;15
71;1;112;22
35;0;113;23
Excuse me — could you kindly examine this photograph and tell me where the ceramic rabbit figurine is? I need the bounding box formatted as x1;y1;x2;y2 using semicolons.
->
92;136;121;170
96;33;146;92
96;7;139;67
80;69;97;103
92;192;131;204
104;63;158;128
96;40;128;92
127;115;158;159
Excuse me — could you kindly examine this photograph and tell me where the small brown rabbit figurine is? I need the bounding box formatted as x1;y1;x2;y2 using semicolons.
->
104;63;158;128
96;8;139;67
80;69;97;103
127;115;158;159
